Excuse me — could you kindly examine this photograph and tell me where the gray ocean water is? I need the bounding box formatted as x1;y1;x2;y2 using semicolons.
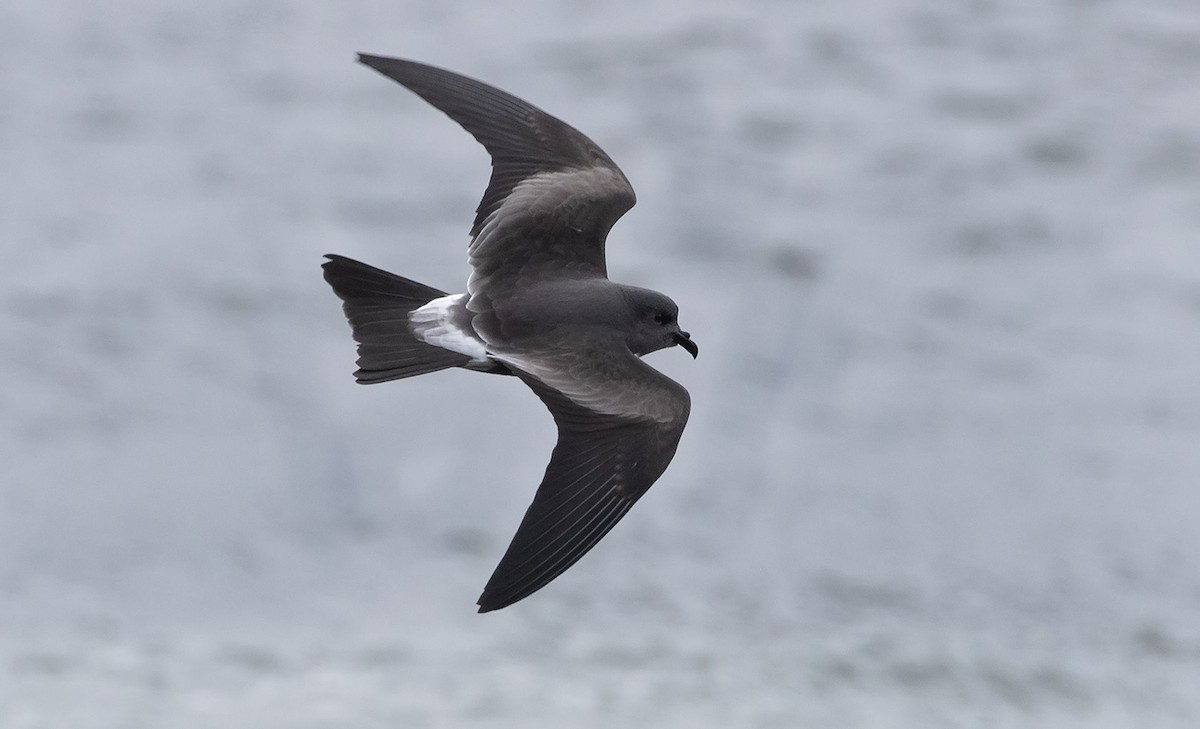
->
3;1;1199;726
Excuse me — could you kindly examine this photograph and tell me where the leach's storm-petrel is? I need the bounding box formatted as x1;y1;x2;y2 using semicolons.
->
323;54;697;612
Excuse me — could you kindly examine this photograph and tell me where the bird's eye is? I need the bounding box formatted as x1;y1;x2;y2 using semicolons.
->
653;311;674;325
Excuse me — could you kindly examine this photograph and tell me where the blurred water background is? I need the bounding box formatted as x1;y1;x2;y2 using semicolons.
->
3;0;1200;726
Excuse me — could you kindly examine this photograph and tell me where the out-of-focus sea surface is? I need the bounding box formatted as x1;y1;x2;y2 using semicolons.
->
3;1;1199;726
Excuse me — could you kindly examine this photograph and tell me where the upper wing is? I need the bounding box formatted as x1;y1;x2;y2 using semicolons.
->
476;342;691;612
357;54;636;305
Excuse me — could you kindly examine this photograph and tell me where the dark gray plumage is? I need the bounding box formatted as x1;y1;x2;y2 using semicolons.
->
323;54;696;612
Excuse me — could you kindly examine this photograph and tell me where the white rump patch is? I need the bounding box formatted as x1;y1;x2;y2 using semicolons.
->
409;294;489;363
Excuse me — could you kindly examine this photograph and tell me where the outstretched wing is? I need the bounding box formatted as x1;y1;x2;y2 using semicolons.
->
356;54;636;308
476;342;690;612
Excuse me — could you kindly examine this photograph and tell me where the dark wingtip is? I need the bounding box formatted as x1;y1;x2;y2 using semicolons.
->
477;585;532;613
358;52;408;75
357;53;398;78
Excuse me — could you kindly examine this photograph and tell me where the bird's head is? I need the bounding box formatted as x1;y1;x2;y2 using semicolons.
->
621;287;698;359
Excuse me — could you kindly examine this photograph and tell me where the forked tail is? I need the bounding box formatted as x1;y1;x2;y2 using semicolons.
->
322;254;472;383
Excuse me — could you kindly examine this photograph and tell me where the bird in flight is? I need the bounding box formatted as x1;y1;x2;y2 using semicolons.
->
323;54;697;612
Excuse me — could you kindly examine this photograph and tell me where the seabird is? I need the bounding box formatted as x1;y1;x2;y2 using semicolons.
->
322;54;697;612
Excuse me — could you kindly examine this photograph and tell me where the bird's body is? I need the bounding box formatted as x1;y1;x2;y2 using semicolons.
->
323;54;696;612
